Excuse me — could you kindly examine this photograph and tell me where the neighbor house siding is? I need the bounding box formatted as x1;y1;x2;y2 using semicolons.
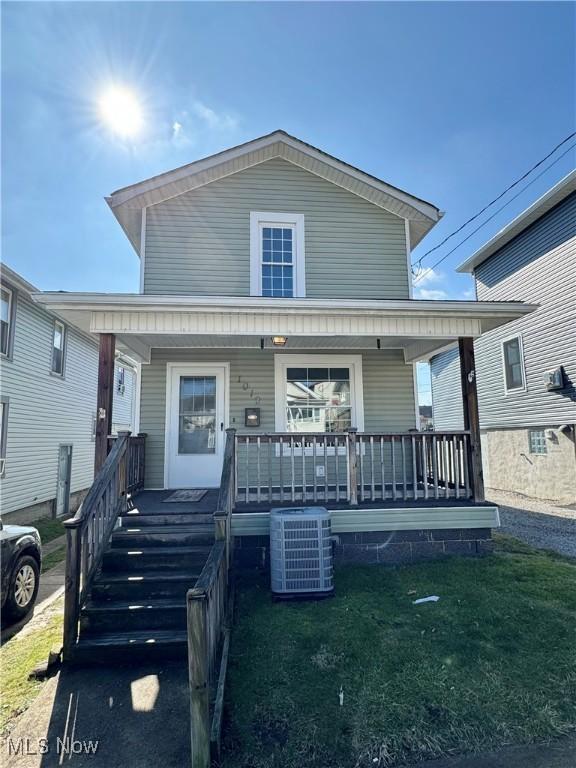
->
0;289;98;515
139;348;416;488
143;157;410;300
474;192;576;428
112;362;136;433
430;348;464;430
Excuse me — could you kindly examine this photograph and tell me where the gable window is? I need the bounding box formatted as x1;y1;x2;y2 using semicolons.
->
529;429;547;455
51;320;66;375
274;355;364;434
501;335;525;392
250;212;305;298
1;287;13;357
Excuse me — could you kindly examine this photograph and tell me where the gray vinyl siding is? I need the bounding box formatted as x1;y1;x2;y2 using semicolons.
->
430;348;464;430
0;290;98;515
140;348;416;488
144;158;409;300
474;192;576;428
112;362;136;433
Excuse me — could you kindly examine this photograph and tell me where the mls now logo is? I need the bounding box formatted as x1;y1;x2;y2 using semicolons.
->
7;737;99;756
57;737;99;756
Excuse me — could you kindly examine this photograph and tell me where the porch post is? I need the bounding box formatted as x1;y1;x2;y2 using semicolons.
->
458;337;485;502
94;333;116;474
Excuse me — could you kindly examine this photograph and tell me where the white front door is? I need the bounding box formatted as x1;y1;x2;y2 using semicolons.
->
166;364;228;489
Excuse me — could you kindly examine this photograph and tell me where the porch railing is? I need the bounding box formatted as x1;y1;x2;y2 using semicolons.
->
62;431;146;660
234;429;473;506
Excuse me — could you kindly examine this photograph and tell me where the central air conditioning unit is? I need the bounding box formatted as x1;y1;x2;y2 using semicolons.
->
270;507;333;598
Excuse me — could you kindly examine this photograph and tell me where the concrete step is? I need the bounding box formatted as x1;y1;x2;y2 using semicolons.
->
121;511;214;526
80;598;187;633
72;629;188;664
91;569;199;601
102;546;212;573
111;525;214;548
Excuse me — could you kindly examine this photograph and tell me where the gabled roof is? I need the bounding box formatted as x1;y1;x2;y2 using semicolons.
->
457;169;576;273
106;130;443;254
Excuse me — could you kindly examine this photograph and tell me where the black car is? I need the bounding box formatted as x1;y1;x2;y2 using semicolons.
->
1;519;42;620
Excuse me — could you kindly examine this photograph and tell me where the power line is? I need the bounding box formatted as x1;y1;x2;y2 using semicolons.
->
412;131;576;273
413;140;576;283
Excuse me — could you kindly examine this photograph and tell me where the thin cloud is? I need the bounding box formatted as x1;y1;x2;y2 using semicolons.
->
414;287;449;300
192;100;238;131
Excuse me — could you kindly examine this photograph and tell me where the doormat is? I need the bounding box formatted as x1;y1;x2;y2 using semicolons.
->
164;489;208;503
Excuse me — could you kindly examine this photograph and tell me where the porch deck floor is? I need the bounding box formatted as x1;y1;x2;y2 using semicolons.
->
233;497;492;513
130;489;220;515
131;490;492;516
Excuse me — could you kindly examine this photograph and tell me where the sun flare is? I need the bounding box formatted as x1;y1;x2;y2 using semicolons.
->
98;86;143;137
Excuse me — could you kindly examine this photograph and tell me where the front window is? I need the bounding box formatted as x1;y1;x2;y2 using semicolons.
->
1;287;12;356
51;321;65;375
275;355;364;435
286;367;351;433
250;212;305;297
502;336;524;392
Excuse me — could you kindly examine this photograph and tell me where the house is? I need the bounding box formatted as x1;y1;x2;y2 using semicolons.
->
30;131;535;664
0;264;138;522
431;171;576;504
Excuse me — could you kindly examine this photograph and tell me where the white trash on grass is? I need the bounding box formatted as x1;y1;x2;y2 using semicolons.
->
413;595;440;604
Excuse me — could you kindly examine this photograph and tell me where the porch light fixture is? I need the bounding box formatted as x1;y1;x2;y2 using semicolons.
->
271;336;287;347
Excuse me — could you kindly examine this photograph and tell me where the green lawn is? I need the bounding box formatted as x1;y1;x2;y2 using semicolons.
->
0;601;63;735
223;536;576;767
41;547;66;573
31;516;67;545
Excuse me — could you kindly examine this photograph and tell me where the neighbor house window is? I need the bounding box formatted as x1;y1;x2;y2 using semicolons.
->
51;321;66;375
250;212;305;298
502;336;525;392
117;366;126;394
274;355;364;433
1;287;13;357
0;400;8;476
529;429;547;455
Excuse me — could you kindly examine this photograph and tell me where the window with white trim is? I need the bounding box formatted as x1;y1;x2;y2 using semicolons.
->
528;429;547;455
502;336;525;392
274;355;364;434
1;287;13;357
250;212;305;297
51;320;66;375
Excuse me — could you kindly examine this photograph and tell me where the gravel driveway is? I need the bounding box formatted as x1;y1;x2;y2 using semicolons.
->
488;489;576;558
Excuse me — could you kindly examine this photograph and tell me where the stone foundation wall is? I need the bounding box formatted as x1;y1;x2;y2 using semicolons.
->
234;527;493;569
3;488;88;525
482;427;576;504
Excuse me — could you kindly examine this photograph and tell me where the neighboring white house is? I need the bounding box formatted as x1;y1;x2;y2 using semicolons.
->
431;171;576;504
0;265;138;521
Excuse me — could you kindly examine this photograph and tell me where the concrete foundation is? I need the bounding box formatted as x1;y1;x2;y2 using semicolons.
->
481;426;576;504
234;527;494;569
2;488;88;524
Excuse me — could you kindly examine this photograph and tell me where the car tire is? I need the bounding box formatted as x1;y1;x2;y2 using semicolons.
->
5;555;40;620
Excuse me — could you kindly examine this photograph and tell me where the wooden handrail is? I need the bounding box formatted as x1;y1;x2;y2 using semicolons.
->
62;431;146;661
187;540;229;767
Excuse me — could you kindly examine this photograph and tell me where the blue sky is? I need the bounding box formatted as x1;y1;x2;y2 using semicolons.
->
2;2;575;404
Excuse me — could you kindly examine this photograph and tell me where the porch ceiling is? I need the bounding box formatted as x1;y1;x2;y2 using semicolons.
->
30;293;537;364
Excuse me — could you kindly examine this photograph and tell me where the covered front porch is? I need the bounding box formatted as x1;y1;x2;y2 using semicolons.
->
32;292;535;518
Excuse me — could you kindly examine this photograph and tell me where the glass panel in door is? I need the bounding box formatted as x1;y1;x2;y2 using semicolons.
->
178;376;217;454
